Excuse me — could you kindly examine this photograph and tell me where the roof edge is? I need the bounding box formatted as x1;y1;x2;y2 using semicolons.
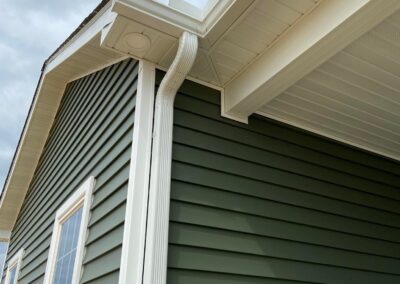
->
0;0;117;231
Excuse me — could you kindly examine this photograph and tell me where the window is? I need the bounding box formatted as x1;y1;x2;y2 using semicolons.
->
43;177;95;284
4;249;24;284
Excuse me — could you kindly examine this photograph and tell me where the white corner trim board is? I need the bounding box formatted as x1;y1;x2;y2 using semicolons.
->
43;176;95;284
119;60;156;284
143;31;198;284
4;248;24;284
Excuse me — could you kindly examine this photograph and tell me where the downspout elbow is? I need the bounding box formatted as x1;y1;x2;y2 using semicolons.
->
155;31;198;104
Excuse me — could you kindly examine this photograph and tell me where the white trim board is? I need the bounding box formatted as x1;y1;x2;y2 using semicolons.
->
119;60;156;284
43;176;95;284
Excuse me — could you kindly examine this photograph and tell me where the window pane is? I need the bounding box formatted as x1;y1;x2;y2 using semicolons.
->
53;207;83;284
8;267;16;284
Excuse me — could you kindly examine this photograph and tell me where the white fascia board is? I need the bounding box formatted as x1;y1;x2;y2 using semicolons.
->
113;0;235;37
222;0;400;122
45;1;116;74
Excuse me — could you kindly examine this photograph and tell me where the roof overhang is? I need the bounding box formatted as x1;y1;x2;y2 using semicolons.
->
0;0;251;233
222;0;400;122
2;0;400;233
0;0;126;233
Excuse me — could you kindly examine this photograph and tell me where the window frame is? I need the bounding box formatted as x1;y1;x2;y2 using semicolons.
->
43;176;95;284
4;248;24;284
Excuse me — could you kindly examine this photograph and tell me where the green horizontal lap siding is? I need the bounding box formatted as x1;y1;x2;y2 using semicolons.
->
2;59;137;284
161;72;400;284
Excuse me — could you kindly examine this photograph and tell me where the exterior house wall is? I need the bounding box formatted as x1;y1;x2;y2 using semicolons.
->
166;73;400;283
1;59;137;284
2;62;400;284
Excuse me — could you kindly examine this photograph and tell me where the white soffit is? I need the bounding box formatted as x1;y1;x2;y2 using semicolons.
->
103;0;255;86
159;0;321;86
259;9;400;161
223;0;400;122
209;0;320;85
105;0;320;86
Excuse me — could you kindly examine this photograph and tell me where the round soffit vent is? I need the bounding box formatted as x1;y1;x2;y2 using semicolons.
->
124;33;151;51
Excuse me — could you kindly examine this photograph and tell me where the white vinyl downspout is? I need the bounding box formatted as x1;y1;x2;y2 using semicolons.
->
143;31;198;284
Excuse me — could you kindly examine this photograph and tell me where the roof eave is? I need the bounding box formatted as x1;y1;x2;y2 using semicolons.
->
0;0;125;233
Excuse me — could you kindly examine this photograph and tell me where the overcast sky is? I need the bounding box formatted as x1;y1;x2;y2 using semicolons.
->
0;0;100;266
0;0;100;193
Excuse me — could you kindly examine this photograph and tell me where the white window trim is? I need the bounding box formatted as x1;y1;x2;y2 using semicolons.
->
4;248;24;284
43;176;95;284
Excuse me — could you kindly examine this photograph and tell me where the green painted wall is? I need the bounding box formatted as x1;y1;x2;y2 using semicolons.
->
166;74;400;283
2;59;137;284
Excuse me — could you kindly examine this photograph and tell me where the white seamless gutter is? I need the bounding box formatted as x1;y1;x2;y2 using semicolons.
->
143;31;198;284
